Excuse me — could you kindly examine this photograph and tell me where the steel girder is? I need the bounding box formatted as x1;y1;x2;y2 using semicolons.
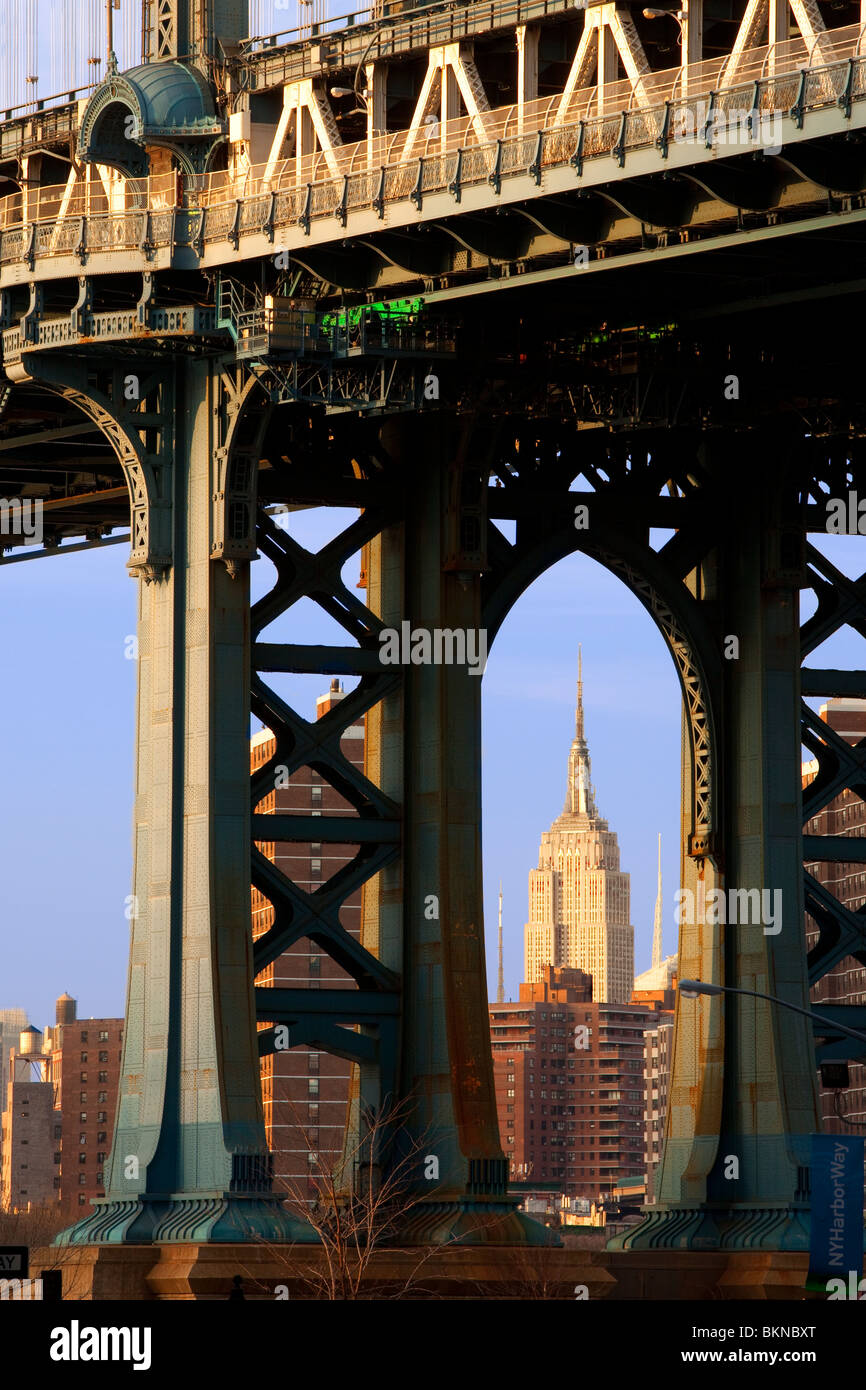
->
800;533;866;1062
478;431;858;1251
247;416;555;1244
250;505;402;1098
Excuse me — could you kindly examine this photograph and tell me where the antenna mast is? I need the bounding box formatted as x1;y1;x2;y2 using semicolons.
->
652;833;663;970
497;882;505;1003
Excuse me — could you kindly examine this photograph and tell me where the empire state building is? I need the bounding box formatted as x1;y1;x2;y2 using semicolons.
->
524;651;634;1003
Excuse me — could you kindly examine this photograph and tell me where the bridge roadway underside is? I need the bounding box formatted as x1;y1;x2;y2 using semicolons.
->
2;236;866;547
3;224;865;1255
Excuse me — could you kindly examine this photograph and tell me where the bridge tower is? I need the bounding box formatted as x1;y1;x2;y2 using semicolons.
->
0;0;861;1295
144;0;249;63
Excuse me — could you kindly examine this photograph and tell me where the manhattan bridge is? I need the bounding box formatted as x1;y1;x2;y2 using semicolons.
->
0;0;864;1295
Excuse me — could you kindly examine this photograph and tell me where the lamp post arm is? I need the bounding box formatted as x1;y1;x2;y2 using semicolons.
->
680;980;866;1047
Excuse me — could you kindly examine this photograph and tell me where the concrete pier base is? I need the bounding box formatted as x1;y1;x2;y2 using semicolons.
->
33;1244;826;1300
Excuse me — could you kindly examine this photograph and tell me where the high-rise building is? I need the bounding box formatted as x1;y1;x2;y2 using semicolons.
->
1;997;124;1216
804;698;866;1131
1;1025;59;1212
489;966;666;1201
45;995;124;1218
643;1016;674;1203
0;1008;29;1075
252;679;364;1196
524;650;634;1002
634;835;677;992
0;1008;29;1183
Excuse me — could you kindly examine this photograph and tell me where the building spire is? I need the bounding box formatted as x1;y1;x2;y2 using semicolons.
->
496;882;505;1003
576;643;584;743
652;833;663;969
564;646;597;817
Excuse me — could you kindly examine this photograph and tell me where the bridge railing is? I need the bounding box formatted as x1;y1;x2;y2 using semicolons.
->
193;21;861;211
241;0;575;91
1;28;864;273
0;173;176;234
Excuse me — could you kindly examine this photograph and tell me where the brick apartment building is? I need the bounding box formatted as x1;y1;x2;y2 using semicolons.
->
489;965;671;1201
0;994;123;1217
47;995;124;1218
643;1015;674;1203
804;698;866;1131
252;679;364;1196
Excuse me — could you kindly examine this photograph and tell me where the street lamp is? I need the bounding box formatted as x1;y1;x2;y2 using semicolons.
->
678;979;866;1047
330;86;368;117
643;7;685;31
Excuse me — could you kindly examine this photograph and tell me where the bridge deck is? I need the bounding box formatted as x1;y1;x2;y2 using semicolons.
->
0;26;863;304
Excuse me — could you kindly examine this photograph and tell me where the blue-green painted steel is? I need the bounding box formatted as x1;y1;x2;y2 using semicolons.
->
56;356;313;1246
78;62;223;178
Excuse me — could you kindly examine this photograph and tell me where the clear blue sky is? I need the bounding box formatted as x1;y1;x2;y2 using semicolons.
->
3;2;863;1028
0;511;862;1031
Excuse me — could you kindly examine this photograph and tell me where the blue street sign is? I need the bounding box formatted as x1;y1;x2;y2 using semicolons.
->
808;1134;865;1290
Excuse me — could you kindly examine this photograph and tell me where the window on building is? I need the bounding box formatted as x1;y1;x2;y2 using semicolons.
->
80;1053;88;1063
78;1193;86;1205
79;1174;87;1186
311;785;323;803
97;1132;107;1144
99;1052;109;1063
98;1031;109;1042
79;1153;87;1164
98;1072;108;1083
97;1152;107;1164
79;1134;87;1145
98;1092;107;1103
506;1073;515;1082
309;956;321;975
80;1032;88;1043
308;1079;319;1096
97;1111;107;1122
507;1088;515;1097
80;1072;87;1083
96;1171;103;1186
79;1112;87;1122
54;1151;62;1164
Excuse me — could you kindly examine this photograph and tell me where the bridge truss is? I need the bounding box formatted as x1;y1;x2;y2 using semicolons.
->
0;0;863;1251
